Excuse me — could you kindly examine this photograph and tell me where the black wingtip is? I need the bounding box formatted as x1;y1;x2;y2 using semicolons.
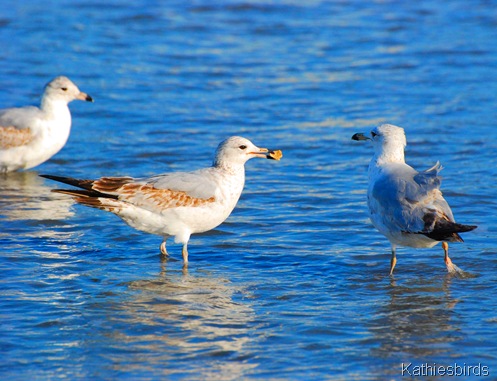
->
40;174;79;184
40;174;95;191
463;225;478;232
40;174;66;182
422;222;477;242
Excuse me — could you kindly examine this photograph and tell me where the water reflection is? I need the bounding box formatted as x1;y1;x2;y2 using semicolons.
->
366;275;464;378
100;262;257;380
0;171;74;221
0;171;78;253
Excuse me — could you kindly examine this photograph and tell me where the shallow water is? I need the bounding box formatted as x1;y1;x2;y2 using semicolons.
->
1;1;497;380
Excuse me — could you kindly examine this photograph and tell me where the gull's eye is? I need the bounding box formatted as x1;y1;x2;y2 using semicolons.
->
239;145;247;150
371;131;378;138
61;87;68;91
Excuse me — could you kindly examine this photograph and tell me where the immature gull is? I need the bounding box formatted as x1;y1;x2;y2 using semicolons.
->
41;136;282;265
0;76;93;172
352;124;476;275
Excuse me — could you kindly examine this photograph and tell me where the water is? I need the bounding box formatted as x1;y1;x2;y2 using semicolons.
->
1;1;497;380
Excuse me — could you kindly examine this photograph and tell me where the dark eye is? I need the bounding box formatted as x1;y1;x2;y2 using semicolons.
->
239;145;247;150
61;87;68;91
371;131;378;138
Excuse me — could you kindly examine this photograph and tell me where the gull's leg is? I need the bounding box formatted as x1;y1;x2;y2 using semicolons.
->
443;241;455;273
160;239;168;257
443;241;450;265
182;243;189;266
389;245;397;276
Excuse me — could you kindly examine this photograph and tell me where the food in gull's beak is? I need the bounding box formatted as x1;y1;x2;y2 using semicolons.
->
267;150;283;160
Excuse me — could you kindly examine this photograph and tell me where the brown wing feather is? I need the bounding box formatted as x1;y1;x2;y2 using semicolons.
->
51;189;120;213
121;184;216;208
92;177;135;192
92;181;216;209
0;126;34;149
48;176;216;213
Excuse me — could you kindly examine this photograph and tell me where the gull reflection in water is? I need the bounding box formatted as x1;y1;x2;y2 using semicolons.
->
0;171;77;252
0;171;74;221
364;274;467;378
99;262;258;380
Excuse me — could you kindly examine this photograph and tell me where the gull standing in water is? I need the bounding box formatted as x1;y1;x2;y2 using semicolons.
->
0;76;93;172
41;136;282;266
352;124;476;275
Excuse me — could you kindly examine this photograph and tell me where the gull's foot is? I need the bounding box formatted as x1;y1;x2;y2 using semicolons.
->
445;259;475;279
446;260;464;275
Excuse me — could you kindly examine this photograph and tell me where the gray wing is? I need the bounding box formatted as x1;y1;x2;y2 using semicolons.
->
69;168;220;215
370;162;454;233
411;161;442;200
411;161;455;222
142;167;219;200
0;106;44;129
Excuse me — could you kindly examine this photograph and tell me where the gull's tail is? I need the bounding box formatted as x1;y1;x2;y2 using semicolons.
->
422;219;477;242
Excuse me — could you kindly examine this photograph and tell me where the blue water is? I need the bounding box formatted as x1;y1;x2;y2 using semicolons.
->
1;1;497;380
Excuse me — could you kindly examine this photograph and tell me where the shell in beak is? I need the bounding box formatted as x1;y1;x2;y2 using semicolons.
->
267;149;283;160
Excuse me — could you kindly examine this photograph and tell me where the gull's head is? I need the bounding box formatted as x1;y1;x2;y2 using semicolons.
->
43;76;93;104
352;124;406;163
214;136;281;169
370;124;406;151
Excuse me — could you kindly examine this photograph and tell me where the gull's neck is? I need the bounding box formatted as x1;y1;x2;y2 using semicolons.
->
213;159;246;177
372;143;406;167
40;95;71;120
212;161;246;208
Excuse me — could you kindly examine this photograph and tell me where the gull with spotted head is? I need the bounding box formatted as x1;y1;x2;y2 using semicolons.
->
41;136;282;265
352;124;476;275
0;76;93;173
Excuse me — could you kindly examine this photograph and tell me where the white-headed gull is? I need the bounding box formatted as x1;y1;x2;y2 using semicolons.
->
0;76;93;172
41;136;282;265
352;124;476;275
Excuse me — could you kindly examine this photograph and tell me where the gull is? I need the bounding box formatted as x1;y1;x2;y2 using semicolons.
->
352;124;476;275
41;136;282;265
0;76;93;172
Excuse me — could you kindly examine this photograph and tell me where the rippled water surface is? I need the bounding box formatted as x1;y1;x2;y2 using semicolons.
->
1;1;497;380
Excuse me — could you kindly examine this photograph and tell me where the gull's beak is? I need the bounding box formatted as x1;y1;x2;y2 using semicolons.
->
249;147;283;160
249;147;269;159
248;147;283;160
77;91;94;102
351;132;370;141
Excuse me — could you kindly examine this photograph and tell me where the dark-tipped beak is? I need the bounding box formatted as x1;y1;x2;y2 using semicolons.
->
351;133;370;141
77;92;94;102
